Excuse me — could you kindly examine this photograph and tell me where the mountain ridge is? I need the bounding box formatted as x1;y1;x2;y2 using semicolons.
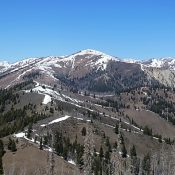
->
0;49;175;90
1;49;175;69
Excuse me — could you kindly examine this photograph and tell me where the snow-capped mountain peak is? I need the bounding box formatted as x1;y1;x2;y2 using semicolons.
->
0;61;11;67
0;61;11;73
143;57;175;70
63;49;119;70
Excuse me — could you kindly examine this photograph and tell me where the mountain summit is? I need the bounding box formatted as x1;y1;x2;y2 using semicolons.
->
0;49;175;89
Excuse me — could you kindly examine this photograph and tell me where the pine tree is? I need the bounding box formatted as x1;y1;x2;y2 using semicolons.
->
0;140;4;157
99;146;104;160
130;145;140;175
8;138;17;152
40;137;43;150
142;153;151;175
81;127;86;136
7;137;13;150
121;143;127;158
115;123;119;134
130;145;137;159
0;157;3;175
27;123;33;138
11;140;17;152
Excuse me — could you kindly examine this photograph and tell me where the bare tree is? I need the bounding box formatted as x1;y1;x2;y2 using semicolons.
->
20;165;27;175
46;128;55;175
111;149;122;175
151;143;175;175
83;124;94;175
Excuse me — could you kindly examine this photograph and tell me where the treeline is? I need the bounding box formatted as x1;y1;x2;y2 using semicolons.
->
0;108;48;137
0;80;34;113
0;89;20;112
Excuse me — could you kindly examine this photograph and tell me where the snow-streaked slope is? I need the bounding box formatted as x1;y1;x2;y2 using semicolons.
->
11;57;41;67
142;57;175;70
0;49;119;82
24;81;84;107
63;49;119;70
1;50;175;90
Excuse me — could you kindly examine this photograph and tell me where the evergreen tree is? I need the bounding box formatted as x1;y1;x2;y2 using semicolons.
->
113;141;118;149
121;143;127;158
7;138;17;152
99;146;104;160
142;153;151;175
130;145;137;159
81;127;86;136
63;146;68;160
11;140;17;152
27;123;33;138
7;137;13;150
143;126;152;136
0;157;3;175
0;140;4;157
115;123;119;134
158;135;162;143
130;145;140;175
40;137;43;150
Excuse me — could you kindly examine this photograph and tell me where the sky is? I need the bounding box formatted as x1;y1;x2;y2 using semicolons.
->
0;0;175;62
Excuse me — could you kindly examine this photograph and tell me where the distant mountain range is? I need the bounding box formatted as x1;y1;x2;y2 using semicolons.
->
0;49;175;91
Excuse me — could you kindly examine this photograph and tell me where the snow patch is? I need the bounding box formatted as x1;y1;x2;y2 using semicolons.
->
14;132;25;138
42;95;52;104
41;115;71;127
68;159;76;165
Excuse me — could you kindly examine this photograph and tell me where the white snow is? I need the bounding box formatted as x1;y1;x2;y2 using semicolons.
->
68;159;76;165
14;132;25;138
49;115;71;124
25;85;64;102
42;95;52;104
11;57;40;67
41;115;71;127
0;61;10;67
148;59;164;68
122;59;140;64
61;94;83;103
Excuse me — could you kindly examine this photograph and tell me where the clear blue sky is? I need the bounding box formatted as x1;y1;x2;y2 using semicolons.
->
0;0;175;62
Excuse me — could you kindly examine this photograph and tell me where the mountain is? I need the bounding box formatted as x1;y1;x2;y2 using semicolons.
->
1;49;175;174
141;58;175;88
0;49;175;91
142;57;175;70
0;61;11;73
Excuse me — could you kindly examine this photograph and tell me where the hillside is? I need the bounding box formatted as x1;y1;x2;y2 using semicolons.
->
0;50;175;175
